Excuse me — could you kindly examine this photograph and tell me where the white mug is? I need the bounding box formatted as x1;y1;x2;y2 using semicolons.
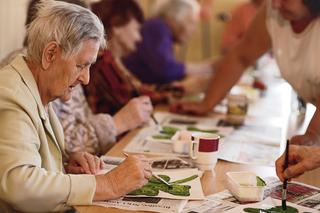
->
189;133;220;171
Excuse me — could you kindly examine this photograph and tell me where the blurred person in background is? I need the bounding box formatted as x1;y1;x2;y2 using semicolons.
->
85;0;168;115
123;0;213;85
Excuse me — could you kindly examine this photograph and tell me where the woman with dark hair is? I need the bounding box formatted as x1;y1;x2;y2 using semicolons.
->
85;0;167;115
170;0;320;179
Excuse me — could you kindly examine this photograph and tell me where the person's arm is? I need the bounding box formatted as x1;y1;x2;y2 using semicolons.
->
220;5;247;54
290;100;320;146
94;154;152;200
171;2;271;115
275;145;320;182
113;96;153;135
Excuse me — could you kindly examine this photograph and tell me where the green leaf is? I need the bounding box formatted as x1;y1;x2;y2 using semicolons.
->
161;126;180;135
256;176;266;186
172;175;198;184
187;126;219;134
152;134;172;140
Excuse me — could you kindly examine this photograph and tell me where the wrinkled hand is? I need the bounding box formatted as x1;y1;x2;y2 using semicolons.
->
94;154;152;200
113;96;153;134
170;101;211;115
65;152;104;174
275;145;320;182
290;132;320;146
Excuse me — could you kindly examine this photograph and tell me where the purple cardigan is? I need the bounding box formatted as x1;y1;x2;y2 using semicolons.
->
123;18;185;84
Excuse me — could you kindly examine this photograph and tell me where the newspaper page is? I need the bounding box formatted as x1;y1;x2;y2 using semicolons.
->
224;197;317;213
264;178;320;210
94;197;188;213
182;190;239;213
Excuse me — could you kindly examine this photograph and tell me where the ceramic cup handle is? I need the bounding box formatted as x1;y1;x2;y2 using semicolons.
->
189;139;198;160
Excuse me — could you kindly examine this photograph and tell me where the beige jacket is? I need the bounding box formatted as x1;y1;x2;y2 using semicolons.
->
0;56;96;212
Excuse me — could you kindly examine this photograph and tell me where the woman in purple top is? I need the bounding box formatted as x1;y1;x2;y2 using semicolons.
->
124;0;213;85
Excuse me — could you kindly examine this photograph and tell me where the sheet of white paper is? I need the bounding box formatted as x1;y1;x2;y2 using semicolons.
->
218;124;282;166
94;197;187;213
224;197;317;213
127;169;205;200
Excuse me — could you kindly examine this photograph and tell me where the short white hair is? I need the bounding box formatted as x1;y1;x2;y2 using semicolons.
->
153;0;200;23
26;0;106;64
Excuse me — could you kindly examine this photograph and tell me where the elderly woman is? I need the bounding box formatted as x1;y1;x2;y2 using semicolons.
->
84;0;167;115
123;0;213;85
0;1;151;212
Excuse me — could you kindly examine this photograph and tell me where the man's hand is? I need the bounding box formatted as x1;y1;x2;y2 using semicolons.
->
275;145;320;182
113;96;153;135
94;154;152;200
65;152;104;174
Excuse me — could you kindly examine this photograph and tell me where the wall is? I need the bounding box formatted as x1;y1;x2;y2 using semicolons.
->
0;0;29;61
0;0;98;62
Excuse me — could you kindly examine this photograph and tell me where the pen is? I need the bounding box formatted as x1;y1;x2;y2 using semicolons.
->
282;139;289;211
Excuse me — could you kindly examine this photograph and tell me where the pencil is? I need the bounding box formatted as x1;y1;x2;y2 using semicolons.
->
151;113;159;125
282;139;290;210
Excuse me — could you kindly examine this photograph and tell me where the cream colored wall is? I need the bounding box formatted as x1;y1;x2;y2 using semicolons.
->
0;0;98;62
0;0;29;61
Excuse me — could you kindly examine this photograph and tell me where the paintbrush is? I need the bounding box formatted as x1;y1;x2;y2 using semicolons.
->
131;86;161;130
282;140;290;211
122;152;171;187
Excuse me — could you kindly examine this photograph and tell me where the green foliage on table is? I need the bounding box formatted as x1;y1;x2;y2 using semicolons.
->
161;126;180;135
128;174;198;197
187;126;219;134
152;126;180;140
244;206;300;213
